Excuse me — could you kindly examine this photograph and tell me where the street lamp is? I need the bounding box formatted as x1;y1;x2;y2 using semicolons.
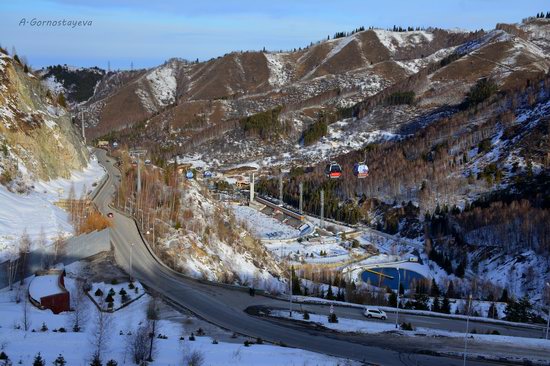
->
463;294;472;366
545;282;550;340
395;267;401;329
129;243;135;280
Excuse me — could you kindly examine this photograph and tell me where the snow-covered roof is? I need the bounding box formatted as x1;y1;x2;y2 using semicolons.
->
29;274;66;300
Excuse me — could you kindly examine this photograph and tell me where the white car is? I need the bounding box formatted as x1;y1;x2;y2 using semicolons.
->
363;308;387;320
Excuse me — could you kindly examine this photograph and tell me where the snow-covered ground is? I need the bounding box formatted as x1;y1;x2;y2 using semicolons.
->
0;278;356;366
0;153;106;262
270;310;550;350
231;205;301;240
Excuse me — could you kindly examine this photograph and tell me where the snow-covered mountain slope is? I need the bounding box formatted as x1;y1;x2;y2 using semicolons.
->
153;179;284;291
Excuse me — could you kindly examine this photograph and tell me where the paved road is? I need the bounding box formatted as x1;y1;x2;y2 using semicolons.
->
92;149;548;366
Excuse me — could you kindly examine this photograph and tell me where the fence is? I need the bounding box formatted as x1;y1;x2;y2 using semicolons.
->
0;228;111;289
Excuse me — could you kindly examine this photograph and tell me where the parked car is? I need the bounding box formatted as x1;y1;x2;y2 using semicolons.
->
363;307;387;320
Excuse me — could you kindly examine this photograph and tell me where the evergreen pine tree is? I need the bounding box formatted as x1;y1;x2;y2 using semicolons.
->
432;297;441;312
488;302;498;319
430;279;440;297
388;291;397;307
291;267;301;295
446;281;456;298
326;285;334;300
33;353;45;366
441;296;451;314
53;354;66;366
499;289;509;303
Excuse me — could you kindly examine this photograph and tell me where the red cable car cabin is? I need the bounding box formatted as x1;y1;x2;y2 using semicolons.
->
325;162;342;179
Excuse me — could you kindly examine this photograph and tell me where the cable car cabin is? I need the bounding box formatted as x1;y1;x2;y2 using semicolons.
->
353;163;369;178
185;171;194;179
325;162;342;179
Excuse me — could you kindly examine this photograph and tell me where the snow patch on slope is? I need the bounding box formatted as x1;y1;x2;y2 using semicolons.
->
264;53;291;87
374;30;434;54
145;64;177;106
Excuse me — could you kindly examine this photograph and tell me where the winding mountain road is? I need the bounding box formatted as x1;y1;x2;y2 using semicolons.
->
92;149;548;366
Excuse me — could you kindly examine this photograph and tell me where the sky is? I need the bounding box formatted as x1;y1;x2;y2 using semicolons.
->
0;0;548;70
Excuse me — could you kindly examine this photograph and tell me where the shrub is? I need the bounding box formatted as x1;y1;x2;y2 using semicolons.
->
465;78;498;108
385;91;415;105
53;354;66;366
111;279;118;285
189;333;195;341
212;339;218;344
183;350;205;366
58;327;66;333
33;353;45;366
303;311;310;320
240;106;286;140
302;120;328;146
244;340;251;347
256;337;263;344
40;322;48;332
80;211;112;234
401;322;414;331
106;361;118;366
328;313;338;323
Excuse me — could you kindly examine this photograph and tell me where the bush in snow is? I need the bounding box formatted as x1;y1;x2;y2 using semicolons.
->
40;322;48;332
196;328;205;336
32;353;45;366
89;354;102;366
119;288;127;296
94;289;103;297
106;361;117;366
256;337;263;344
183;350;204;366
303;311;310;320
128;282;135;290
328;313;338;323
401;322;414;331
188;333;195;341
53;354;66;366
212;339;218;344
244;340;251;347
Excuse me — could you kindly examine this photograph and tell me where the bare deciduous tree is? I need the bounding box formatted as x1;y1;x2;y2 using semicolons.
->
127;323;149;365
70;277;89;332
22;294;31;331
90;299;111;363
18;230;31;284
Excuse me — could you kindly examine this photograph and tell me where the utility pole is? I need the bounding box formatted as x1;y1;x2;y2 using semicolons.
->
545;282;549;340
320;189;324;229
299;182;303;214
81;111;85;144
130;149;147;196
129;243;135;281
249;173;255;204
395;267;401;329
463;294;472;366
289;266;293;317
279;174;283;205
